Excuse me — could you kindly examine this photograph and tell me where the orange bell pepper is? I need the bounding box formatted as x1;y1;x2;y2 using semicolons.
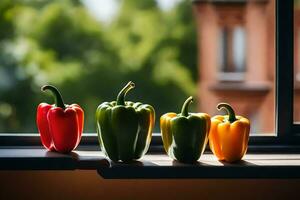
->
209;103;250;163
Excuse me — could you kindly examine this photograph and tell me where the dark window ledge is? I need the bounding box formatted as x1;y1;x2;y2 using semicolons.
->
0;148;109;170
1;148;300;179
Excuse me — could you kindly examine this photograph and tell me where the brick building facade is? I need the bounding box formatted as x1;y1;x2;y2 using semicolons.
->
193;0;276;133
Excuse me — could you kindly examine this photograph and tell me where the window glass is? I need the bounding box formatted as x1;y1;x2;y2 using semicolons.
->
233;26;246;72
218;26;246;73
0;0;275;135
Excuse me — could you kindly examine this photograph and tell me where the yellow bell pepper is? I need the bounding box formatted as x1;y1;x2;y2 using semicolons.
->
160;96;210;163
209;103;250;163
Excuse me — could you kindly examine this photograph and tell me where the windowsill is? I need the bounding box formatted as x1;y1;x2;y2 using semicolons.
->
1;147;300;179
209;82;271;93
217;72;246;82
192;0;268;5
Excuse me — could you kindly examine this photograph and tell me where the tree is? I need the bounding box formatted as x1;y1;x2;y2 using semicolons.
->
0;0;197;132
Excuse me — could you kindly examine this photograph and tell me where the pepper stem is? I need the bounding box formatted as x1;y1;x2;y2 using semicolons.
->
116;81;135;105
217;103;237;123
181;96;193;117
41;85;66;109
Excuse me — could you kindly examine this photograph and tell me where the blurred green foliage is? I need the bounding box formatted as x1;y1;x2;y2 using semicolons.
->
0;0;197;132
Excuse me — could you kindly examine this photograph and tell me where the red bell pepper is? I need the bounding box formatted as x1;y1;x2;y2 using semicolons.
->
36;85;84;153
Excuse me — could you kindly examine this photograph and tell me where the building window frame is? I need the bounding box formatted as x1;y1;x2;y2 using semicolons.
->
216;3;247;82
218;25;247;79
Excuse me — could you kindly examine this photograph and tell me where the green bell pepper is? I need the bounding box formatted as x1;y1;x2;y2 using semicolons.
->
96;81;155;162
160;96;211;163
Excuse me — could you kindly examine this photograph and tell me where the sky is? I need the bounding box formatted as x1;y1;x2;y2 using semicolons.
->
82;0;181;23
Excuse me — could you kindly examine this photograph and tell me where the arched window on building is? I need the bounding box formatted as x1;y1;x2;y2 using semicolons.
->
217;6;246;82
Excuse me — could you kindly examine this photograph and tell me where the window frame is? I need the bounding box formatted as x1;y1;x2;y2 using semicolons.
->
249;0;296;146
218;20;246;74
276;0;295;142
0;0;298;151
215;2;247;82
217;25;247;82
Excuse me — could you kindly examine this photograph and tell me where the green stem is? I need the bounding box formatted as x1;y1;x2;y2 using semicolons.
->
116;81;135;105
181;96;193;117
41;85;66;109
217;103;237;123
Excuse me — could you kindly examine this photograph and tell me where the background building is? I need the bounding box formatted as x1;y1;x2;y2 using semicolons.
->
193;0;276;133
